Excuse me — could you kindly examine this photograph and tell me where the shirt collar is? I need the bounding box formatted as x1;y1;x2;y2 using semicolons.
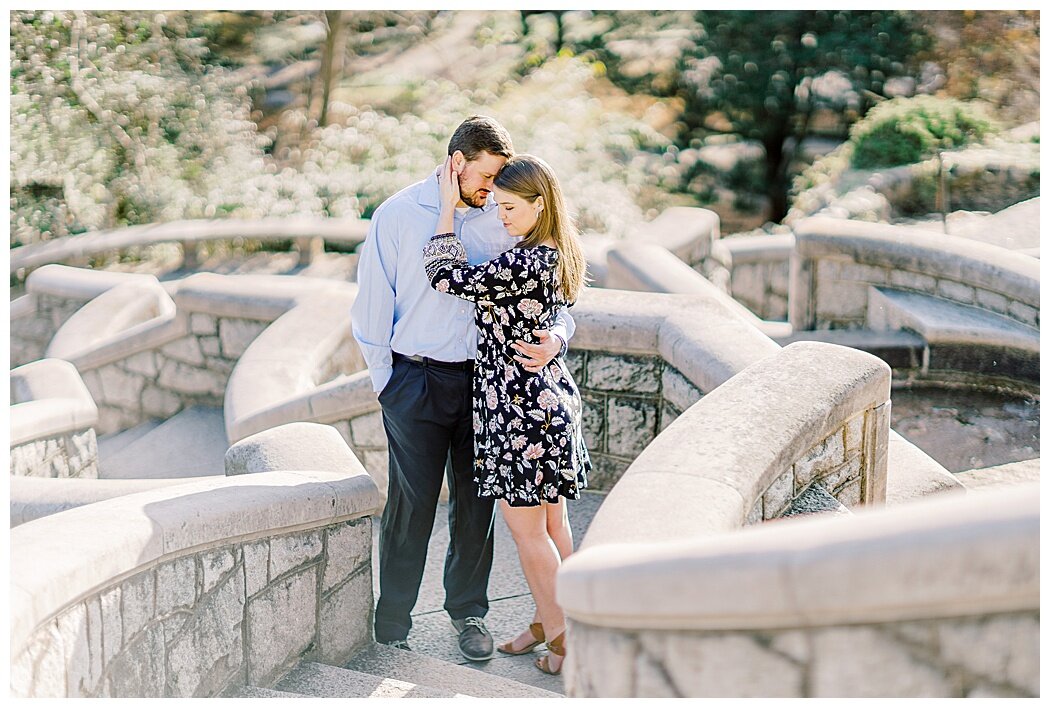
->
418;167;496;214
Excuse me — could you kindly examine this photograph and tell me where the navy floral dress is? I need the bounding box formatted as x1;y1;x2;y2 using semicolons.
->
422;233;590;507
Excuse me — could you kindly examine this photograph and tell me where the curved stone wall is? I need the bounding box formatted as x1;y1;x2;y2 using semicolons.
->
9;423;381;698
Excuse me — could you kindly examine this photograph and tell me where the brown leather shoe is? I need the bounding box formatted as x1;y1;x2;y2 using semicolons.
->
535;631;565;675
497;622;545;655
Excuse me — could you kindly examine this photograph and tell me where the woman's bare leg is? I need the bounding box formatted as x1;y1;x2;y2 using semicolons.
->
500;500;565;664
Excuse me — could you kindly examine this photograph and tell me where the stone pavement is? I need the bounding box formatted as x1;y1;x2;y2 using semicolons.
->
370;490;607;695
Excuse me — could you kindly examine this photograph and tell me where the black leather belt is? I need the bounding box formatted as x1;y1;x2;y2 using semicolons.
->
394;352;473;371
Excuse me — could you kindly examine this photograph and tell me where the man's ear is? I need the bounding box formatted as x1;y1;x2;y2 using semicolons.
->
451;150;466;171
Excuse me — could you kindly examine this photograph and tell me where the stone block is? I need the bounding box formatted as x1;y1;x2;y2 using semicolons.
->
318;568;373;665
811;626;951;697
585;454;632;492
158;360;226;396
100;586;123;665
586;354;661;394
359;449;390;496
97;365;146;411
659;402;679;433
937;279;975;304
123;351;159;378
769;630;810;664
243;540;270;598
1007;300;1038;327
141;385;182;418
200;548;237;595
350;411;386;448
762;469;794;519
323;519;372;594
745;499;763;526
10;644;35;697
156;557;197;616
974;288;1010;316
889;269;937;293
820;454;862;494
246;567;318;686
840;262;890;285
57;603;94;697
606;396;658;458
204;356;235;376
833;478;862;508
581;393;606;453
270;530;324;580
165;568;245;697
85;597;104;695
638;631;804;697
199;336;222;357
190;313;218;335
843;412;865;454
816;279;869;324
27;624;69;697
937;613;1039;696
106;623;167;697
565;623;638;698
121;571;156;646
661;366;702;411
563;349;586;385
793;431;846;492
219;318;269;359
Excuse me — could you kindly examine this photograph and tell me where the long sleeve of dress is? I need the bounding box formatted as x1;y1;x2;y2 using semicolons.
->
423;232;532;303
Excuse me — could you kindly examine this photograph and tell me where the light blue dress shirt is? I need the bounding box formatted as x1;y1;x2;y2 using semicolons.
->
352;170;576;393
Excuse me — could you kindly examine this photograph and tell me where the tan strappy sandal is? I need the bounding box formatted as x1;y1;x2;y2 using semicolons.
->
497;622;545;655
534;631;565;675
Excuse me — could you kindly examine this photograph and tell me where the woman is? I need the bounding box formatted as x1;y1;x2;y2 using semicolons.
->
422;154;590;675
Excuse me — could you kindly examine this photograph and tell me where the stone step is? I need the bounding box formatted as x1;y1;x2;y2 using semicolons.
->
226;685;308;698
867;287;1039;382
98;405;228;479
275;661;466;698
345;641;562;698
955;459;1040;493
96;418;163;461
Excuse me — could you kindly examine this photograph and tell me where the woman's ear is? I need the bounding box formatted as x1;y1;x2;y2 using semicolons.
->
534;196;545;212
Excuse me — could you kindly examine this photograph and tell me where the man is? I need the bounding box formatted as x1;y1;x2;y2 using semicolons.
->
352;116;574;661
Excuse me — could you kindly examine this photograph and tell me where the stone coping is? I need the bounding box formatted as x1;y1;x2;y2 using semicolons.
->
630;206;720;263
559;483;1036;630
24;264;162;301
604;243;792;341
720;232;795;263
9;475;214;527
46;279;178;367
9;464;382;655
223;290;365;443
885;431;963;504
794;216;1040;306
10;359;99;446
577;341;890;550
572;287;781;394
172;271;352;321
10;215;371;274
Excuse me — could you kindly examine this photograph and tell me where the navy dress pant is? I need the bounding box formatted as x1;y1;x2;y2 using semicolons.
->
373;354;495;643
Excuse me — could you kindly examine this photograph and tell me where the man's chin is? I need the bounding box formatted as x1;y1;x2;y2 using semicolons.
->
463;193;488;208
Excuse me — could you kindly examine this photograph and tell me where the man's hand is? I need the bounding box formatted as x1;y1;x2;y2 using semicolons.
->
512;329;563;373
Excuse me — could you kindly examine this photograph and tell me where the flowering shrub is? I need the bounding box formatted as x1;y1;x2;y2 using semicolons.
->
11;11;688;248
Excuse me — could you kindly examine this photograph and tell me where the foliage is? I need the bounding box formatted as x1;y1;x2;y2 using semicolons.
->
849;96;997;168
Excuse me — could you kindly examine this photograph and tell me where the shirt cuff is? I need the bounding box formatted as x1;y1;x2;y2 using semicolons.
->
369;365;393;395
554;333;568;358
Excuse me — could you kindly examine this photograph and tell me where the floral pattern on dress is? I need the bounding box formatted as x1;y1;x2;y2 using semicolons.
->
423;232;591;507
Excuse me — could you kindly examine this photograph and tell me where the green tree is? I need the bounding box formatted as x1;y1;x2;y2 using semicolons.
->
679;10;930;222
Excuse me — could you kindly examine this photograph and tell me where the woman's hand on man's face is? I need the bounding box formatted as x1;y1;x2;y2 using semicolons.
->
439;156;462;211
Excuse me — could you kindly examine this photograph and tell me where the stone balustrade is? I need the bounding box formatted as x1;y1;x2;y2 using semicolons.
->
720;232;794;322
558;342;1037;697
9;422;382;698
560;484;1038;697
9;215;371;280
790;216;1040;331
10;358;100;480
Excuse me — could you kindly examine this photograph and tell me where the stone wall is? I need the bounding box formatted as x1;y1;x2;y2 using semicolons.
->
10;518;373;698
720;233;794;322
10;423;383;698
81;314;270;435
790;217;1040;332
10;428;99;479
568;610;1038;697
563;350;702;490
11;292;95;368
744;405;888;524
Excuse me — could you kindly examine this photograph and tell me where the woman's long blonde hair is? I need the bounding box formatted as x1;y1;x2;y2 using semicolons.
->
494;154;588;303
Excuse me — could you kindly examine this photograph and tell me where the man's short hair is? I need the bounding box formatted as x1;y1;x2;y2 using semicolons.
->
448;115;514;161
